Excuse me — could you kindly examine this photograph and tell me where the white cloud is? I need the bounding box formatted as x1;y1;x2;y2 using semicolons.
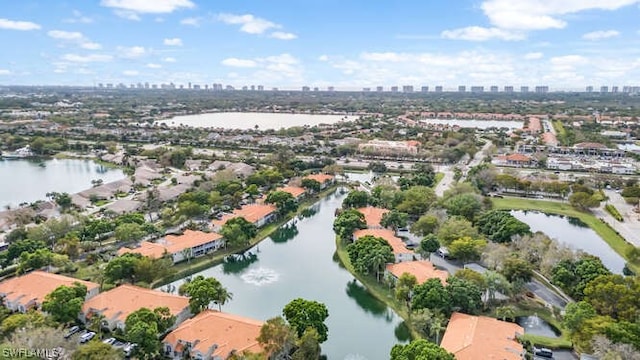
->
480;0;640;31
441;26;524;41
318;55;329;62
180;17;200;26
217;13;280;34
0;69;11;75
62;54;113;63
163;38;183;46
221;58;258;68
269;31;297;40
524;52;544;60
114;10;141;21
64;10;93;24
163;57;177;62
117;46;147;58
0;18;41;31
582;30;620;40
101;0;195;14
81;42;102;50
123;70;139;76
146;63;162;68
48;30;84;40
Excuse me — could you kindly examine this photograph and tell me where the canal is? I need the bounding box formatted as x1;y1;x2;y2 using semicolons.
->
161;189;409;360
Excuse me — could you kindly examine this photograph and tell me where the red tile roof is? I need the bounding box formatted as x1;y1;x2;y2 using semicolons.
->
277;186;306;198
440;312;524;360
212;204;277;227
303;173;335;183
353;228;411;256
386;261;449;284
356;207;389;228
505;154;531;162
0;271;99;308
118;230;223;259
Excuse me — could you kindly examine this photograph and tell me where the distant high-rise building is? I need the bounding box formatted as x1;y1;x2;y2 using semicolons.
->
106;83;114;88
205;84;209;90
504;86;514;93
257;85;264;91
242;86;248;91
520;86;529;93
535;86;549;93
250;85;255;91
470;86;484;93
435;86;443;93
490;85;499;92
421;86;429;92
611;86;619;93
169;82;176;89
313;87;319;91
137;83;143;89
302;86;310;92
225;85;234;90
151;84;157;89
391;86;399;92
193;84;201;90
98;83;104;88
272;87;278;91
179;84;184;89
586;86;594;93
362;87;371;92
600;86;608;93
376;86;384;92
458;85;466;92
328;86;335;92
402;85;414;93
213;83;223;91
188;82;192;89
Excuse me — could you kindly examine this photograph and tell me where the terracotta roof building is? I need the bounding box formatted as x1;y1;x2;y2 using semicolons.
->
356;207;389;229
385;260;449;285
0;271;99;313
81;284;190;331
276;186;307;200
440;312;525;360
303;174;336;189
118;230;224;264
163;310;264;360
353;228;416;263
211;204;277;231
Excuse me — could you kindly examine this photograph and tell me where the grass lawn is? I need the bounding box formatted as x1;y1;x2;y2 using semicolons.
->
492;197;639;272
433;172;444;187
334;237;422;341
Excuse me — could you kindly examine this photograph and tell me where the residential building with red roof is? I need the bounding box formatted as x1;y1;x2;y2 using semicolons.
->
0;271;99;313
276;186;307;201
440;312;525;360
163;310;264;360
385;260;449;285
353;228;416;263
541;132;558;147
118;230;225;264
81;284;190;331
303;174;335;189
356;207;389;229
211;204;277;231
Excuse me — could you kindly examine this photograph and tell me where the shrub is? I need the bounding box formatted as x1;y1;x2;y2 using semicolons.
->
605;204;624;222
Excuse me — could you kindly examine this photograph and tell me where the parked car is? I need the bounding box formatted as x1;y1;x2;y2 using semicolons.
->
63;326;81;339
102;337;117;345
79;331;96;343
123;343;138;357
533;347;553;358
436;247;451;259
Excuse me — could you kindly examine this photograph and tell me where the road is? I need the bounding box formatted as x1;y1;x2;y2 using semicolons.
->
594;189;640;246
434;165;454;197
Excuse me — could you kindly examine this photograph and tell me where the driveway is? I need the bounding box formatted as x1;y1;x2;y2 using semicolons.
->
595;190;640;247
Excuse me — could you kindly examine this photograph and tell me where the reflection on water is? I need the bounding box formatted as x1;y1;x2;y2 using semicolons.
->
516;315;561;338
240;267;280;286
271;222;299;244
345;279;393;320
394;322;412;342
222;252;259;274
299;205;319;219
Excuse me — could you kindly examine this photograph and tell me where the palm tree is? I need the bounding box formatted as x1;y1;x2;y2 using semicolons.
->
495;305;516;322
429;313;447;345
370;250;389;282
214;286;233;311
90;312;107;339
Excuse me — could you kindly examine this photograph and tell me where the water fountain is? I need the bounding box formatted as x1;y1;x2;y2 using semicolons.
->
240;267;280;286
516;313;560;338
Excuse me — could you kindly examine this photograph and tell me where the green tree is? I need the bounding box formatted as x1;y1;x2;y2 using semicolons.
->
501;257;533;282
495;305;517;322
179;275;233;313
448;237;486;264
4;239;46;266
0;311;46;335
437;217;479;246
395;273;418;309
220;217;258;247
257;317;296;359
569;192;601;211
446;277;483;314
346;235;394;278
125;307;176;358
72;341;123;360
381;210;409;231
551;255;610;300
114;223;146;243
396;186;437;217
443;193;483;221
301;178;321;193
104;253;140;283
454;268;486;290
563;301;597;333
266;191;298;216
332;209;366;240
476;210;531;243
390;339;455;360
42;282;87;325
411;214;440;236
177;200;208;218
583;274;639;321
483;271;511;305
419;234;440;259
291;328;322;360
342;191;370;208
411;278;452;314
282;298;329;343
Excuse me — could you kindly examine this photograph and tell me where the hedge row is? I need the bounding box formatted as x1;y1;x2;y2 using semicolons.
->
605;204;624;222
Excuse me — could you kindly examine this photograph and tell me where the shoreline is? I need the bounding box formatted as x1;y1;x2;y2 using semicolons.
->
151;184;341;288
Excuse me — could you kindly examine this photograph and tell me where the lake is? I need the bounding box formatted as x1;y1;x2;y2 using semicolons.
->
157;112;359;130
511;210;626;273
160;190;409;360
420;118;523;129
0;159;126;209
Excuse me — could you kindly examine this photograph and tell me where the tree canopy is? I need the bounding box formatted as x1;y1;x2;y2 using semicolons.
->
346;235;395;278
390;339;455;360
42;282;87;324
220;217;258;248
266;191;298;216
476;210;531;243
282;298;329;343
333;209;366;240
179;275;233;313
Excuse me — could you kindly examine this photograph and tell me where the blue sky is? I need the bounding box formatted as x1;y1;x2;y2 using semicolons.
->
1;0;640;90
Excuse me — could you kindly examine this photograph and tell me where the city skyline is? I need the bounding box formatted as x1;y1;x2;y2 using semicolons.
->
1;0;640;88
